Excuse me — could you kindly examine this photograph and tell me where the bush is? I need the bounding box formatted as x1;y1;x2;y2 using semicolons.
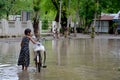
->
42;20;49;30
76;27;84;33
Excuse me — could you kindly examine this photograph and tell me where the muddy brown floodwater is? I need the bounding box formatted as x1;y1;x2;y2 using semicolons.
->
0;38;120;80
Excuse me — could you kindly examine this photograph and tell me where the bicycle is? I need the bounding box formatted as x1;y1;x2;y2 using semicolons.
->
33;37;47;72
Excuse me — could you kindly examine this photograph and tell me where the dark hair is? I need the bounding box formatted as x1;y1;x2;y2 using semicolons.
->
24;28;31;35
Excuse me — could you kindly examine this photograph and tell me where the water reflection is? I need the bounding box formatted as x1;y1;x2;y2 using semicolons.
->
0;42;20;64
0;38;120;80
52;39;70;66
17;71;29;80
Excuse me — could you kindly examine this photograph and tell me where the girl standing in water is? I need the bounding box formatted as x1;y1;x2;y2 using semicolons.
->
18;28;36;70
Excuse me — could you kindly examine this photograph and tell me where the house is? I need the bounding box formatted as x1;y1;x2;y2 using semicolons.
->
95;13;116;34
8;11;31;21
94;11;120;34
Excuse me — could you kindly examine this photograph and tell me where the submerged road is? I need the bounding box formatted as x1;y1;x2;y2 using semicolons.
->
0;34;120;80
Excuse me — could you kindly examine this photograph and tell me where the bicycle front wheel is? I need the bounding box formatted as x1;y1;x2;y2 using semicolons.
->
36;51;42;72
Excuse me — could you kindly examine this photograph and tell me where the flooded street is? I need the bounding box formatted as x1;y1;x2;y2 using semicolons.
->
0;38;120;80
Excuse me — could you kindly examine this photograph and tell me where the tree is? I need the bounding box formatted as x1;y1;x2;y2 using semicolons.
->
0;0;119;36
0;0;5;19
51;0;70;37
12;0;33;14
4;0;17;19
78;0;95;33
0;0;33;19
33;0;41;38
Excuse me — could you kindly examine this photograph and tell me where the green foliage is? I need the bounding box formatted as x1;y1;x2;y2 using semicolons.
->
13;0;32;13
0;0;120;26
0;0;5;8
0;0;33;19
0;0;5;18
42;19;49;30
33;5;40;12
78;0;95;29
102;0;120;13
0;0;120;36
40;0;56;20
33;0;41;12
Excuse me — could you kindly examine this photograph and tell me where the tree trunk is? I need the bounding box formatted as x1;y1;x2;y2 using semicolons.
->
61;11;67;37
32;0;41;38
33;12;40;38
91;10;97;38
6;12;9;20
33;19;40;38
84;4;88;33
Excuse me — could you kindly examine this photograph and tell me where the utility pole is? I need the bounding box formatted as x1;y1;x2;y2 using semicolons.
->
58;0;62;38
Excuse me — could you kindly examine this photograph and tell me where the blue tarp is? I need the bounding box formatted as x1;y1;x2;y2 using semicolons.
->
113;19;120;22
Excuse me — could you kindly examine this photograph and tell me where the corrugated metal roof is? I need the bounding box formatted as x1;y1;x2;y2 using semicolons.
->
99;11;120;20
99;14;115;20
96;11;120;21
